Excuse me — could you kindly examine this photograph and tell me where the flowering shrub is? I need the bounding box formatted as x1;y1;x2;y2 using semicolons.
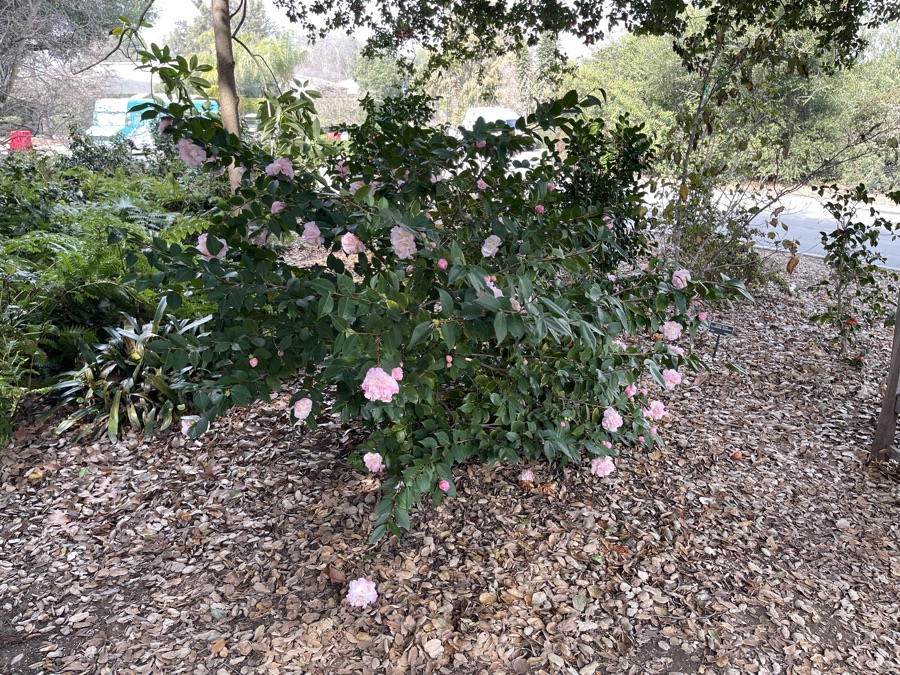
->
810;184;900;357
106;56;747;540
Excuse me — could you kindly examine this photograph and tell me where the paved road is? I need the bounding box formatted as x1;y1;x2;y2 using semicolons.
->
747;193;900;269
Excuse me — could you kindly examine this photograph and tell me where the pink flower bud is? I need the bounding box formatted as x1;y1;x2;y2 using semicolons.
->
438;479;450;492
638;435;645;443
561;421;566;428
698;312;708;321
547;181;556;191
476;140;486;148
445;355;453;363
535;204;545;214
406;265;414;274
603;440;612;449
650;427;657;435
437;258;448;270
278;350;284;357
249;357;258;368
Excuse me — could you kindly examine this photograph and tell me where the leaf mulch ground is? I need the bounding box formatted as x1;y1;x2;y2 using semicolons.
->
2;253;899;675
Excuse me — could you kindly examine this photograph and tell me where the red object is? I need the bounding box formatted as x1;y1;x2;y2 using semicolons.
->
9;130;32;151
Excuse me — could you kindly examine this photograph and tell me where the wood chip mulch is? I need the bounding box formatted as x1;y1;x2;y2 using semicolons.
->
2;253;899;675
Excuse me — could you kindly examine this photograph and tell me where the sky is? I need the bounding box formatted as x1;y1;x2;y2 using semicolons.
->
144;0;593;59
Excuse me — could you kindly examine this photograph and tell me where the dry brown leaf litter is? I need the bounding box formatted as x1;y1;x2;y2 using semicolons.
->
1;253;899;675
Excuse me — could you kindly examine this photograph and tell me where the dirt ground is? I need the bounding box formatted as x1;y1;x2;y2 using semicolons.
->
1;252;899;674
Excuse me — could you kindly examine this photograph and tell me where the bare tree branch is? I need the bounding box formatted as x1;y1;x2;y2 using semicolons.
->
71;0;157;75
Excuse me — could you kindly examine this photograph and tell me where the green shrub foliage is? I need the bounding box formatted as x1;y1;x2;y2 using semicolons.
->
108;81;747;539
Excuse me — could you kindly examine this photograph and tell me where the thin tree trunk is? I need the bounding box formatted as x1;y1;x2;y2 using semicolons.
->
211;0;241;193
870;290;900;463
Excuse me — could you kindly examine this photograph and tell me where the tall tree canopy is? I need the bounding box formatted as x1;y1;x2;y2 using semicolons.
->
0;0;153;111
270;0;899;69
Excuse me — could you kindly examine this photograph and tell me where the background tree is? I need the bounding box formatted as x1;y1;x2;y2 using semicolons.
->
0;0;153;130
167;0;305;99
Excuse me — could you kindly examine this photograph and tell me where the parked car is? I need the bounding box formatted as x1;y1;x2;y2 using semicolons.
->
86;98;219;153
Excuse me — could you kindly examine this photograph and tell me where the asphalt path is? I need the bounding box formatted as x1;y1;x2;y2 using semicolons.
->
747;193;900;269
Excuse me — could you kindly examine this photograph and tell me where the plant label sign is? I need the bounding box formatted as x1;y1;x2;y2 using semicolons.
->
708;321;734;358
709;322;734;336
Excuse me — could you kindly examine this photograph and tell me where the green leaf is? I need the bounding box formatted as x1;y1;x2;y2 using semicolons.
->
494;312;508;344
442;322;458;350
724;362;747;375
108;389;122;443
408;321;434;348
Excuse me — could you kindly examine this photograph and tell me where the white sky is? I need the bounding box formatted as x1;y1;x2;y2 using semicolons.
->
144;0;593;59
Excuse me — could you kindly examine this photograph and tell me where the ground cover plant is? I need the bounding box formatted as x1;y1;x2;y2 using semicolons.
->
0;130;225;446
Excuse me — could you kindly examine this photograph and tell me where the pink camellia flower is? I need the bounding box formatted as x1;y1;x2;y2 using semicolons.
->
348;180;365;194
265;157;294;180
342;232;366;255
249;357;258;368
612;339;627;350
158;117;173;133
520;469;535;482
672;269;691;289
390;226;418;259
591;456;616;477
430;174;440;183
360;367;399;403
438;479;450;492
481;235;502;258
476;139;486;148
510;297;523;313
662;321;683;341
363;452;385;473
698;311;708;321
607;273;616;282
640;262;649;271
646;400;667;421
271;201;285;214
535;204;545;214
484;276;503;298
197;233;228;261
477;178;489;191
176;138;206;166
293;397;312;423
602;407;623;432
437;258;449;271
391;367;403;381
180;416;199;436
303;221;324;247
334;160;350;178
638;435;645;443
603;216;614;229
669;345;685;356
547;181;556;191
662;369;682;390
346;578;378;608
625;383;637;398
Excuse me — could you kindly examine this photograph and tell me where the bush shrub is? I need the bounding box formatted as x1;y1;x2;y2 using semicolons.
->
102;75;747;539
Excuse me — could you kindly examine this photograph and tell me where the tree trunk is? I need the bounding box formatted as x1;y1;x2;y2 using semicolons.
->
870;290;900;463
211;0;241;193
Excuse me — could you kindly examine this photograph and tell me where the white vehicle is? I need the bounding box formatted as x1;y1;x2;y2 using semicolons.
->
458;106;548;174
459;106;521;131
86;98;156;151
